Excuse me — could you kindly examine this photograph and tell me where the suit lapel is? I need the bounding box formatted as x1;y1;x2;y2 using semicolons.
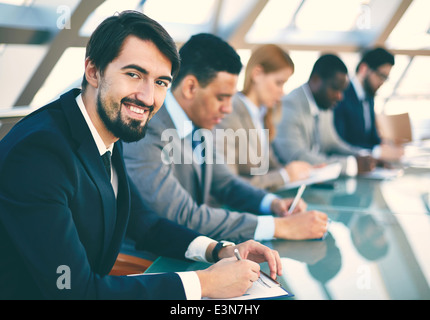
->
76;137;117;260
101;141;130;273
235;97;257;130
298;86;317;148
197;128;213;204
234;97;264;159
59;89;123;272
160;106;209;204
349;85;367;136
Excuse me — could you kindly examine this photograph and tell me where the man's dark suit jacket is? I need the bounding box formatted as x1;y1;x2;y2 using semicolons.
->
334;84;381;149
0;89;200;299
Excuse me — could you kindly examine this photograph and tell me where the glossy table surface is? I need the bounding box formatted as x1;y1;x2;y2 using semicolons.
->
145;167;430;300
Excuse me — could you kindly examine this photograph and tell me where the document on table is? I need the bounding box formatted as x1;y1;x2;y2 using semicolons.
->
205;271;292;300
359;167;404;180
402;154;430;169
279;162;342;190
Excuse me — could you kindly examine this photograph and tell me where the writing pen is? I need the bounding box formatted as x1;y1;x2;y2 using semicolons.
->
287;184;306;215
234;249;280;287
234;248;242;260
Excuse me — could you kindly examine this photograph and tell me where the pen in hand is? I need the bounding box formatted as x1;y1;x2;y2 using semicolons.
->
234;249;280;287
287;184;306;215
234;248;242;261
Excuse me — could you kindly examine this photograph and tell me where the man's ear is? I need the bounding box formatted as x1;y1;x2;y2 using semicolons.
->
181;75;199;100
84;58;100;89
308;74;322;91
358;62;370;76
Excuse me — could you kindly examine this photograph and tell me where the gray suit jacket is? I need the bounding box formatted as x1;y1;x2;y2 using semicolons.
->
272;85;362;174
123;105;268;242
215;93;285;190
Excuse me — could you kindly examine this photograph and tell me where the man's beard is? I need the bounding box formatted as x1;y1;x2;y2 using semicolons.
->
363;76;376;98
97;92;153;143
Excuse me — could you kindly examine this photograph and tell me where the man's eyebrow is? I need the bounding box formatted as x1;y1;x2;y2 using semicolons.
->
121;64;172;82
217;93;233;98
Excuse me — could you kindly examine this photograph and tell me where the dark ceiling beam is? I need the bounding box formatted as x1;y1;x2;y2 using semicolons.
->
14;0;105;107
0;2;62;45
0;27;52;45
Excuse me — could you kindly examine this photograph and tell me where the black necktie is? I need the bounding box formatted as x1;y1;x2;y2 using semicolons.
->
192;126;205;204
192;126;205;157
312;114;321;153
101;150;112;181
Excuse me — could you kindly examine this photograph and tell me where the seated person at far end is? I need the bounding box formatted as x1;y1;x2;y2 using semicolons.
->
123;34;328;244
273;54;379;177
334;47;404;163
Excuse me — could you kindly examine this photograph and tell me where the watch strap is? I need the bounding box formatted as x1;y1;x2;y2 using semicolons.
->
211;241;234;262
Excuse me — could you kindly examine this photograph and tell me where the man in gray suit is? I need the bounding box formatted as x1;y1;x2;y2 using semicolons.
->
123;33;328;243
273;54;375;176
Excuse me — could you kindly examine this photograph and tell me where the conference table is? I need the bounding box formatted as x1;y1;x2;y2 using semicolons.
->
144;166;430;300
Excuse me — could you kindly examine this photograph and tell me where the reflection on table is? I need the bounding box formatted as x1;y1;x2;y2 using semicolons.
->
262;209;430;300
277;167;430;216
144;167;430;300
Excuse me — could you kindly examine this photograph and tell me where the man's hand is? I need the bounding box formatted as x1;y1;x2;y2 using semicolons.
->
196;257;260;299
285;161;313;182
198;240;281;299
271;197;307;216
274;210;328;240
218;240;282;280
356;154;376;174
378;143;404;162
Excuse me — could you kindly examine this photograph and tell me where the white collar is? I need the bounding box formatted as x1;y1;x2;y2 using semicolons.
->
75;93;114;156
164;90;194;139
302;83;319;117
237;92;267;126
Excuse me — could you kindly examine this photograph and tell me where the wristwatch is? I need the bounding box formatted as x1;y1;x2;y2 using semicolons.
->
212;240;235;262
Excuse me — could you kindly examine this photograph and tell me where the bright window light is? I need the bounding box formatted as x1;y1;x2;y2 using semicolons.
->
0;0;27;5
295;0;364;32
80;0;142;36
143;0;216;25
396;56;430;96
387;0;430;49
31;47;86;108
247;0;301;39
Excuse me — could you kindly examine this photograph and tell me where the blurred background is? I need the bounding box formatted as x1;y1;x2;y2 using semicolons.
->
0;0;429;139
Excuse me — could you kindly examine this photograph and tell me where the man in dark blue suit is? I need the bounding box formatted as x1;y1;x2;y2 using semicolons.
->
334;47;403;161
333;48;396;148
0;11;281;300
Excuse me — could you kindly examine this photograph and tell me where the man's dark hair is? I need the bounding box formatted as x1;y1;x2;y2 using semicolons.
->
81;10;180;90
309;54;348;80
171;33;242;90
356;47;395;73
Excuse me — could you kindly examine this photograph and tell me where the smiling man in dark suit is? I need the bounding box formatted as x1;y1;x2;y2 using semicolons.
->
0;10;281;300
